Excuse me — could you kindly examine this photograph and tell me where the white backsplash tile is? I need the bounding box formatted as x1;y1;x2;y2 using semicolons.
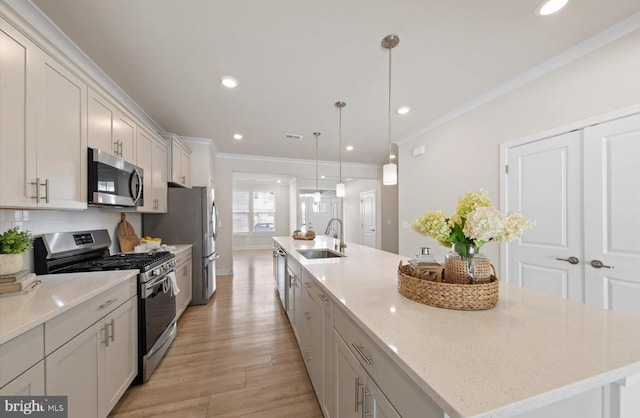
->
0;208;141;273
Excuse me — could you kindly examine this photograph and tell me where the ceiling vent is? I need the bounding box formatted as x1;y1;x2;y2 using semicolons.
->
285;134;303;141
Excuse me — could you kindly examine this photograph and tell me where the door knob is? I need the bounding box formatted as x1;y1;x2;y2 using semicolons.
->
590;260;614;269
556;256;579;265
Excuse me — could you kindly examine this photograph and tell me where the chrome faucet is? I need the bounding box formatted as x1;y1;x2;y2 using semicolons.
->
324;218;346;252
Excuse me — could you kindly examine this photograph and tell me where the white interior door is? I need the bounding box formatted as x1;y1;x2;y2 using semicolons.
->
584;114;640;318
360;190;376;248
505;131;584;300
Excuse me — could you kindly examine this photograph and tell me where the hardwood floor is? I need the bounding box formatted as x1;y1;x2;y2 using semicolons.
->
109;250;322;418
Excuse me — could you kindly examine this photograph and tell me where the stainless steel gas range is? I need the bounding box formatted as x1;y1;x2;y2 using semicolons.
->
34;229;177;383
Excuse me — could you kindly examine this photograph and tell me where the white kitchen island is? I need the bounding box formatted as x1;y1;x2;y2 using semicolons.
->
274;236;640;418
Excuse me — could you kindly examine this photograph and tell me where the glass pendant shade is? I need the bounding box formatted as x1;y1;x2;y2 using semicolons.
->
314;191;321;203
383;163;397;186
336;182;345;197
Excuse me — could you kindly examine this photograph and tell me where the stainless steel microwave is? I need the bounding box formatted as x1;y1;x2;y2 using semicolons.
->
88;148;144;207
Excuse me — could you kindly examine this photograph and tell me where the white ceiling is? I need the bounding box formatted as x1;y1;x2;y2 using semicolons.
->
32;0;640;165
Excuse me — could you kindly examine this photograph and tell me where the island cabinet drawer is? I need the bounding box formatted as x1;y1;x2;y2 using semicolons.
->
0;325;44;388
333;305;443;418
300;270;326;308
45;276;137;355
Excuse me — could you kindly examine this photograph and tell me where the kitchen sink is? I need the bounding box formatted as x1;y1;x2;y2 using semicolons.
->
297;249;345;259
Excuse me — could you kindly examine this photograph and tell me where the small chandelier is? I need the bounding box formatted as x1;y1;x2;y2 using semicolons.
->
313;132;321;203
382;34;399;186
335;101;346;197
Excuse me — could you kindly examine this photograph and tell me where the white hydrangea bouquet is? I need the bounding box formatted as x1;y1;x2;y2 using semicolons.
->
411;189;534;257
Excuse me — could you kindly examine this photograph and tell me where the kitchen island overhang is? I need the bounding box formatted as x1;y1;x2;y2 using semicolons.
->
274;235;640;418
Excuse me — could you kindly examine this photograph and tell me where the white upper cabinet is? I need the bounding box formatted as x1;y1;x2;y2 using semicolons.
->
0;18;37;208
0;18;87;210
88;88;136;162
136;128;168;213
163;134;192;188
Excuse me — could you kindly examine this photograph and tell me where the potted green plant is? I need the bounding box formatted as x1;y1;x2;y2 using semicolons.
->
0;227;33;276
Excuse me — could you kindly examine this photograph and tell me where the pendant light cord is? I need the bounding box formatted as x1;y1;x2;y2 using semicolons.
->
314;132;319;192
388;44;392;165
339;107;343;183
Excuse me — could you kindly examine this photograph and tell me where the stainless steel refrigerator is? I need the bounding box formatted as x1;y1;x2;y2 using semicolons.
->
143;182;218;305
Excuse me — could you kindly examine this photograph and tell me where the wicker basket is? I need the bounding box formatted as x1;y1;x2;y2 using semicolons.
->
398;262;499;310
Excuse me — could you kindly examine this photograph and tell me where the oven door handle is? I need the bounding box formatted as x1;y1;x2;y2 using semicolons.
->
143;275;170;298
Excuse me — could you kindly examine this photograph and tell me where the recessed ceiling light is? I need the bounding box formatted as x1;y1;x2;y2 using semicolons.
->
277;179;282;183
390;154;396;160
397;106;411;115
233;134;243;140
321;175;326;179
536;0;569;16
220;76;238;88
345;145;354;151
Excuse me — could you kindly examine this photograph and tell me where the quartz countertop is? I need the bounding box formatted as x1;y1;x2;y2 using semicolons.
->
0;270;138;345
274;236;640;418
169;244;193;256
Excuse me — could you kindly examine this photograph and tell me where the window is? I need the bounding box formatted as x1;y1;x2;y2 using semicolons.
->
232;189;276;234
252;192;275;233
232;191;250;233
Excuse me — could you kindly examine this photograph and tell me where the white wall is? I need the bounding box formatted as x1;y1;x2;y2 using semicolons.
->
215;154;381;275
398;28;640;275
232;182;290;250
0;208;141;272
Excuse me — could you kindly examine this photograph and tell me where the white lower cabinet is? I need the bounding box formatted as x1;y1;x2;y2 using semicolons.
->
0;361;45;396
45;282;137;418
334;330;399;418
175;247;193;319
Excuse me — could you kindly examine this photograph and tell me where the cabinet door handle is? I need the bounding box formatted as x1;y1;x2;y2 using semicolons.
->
591;260;614;269
352;342;372;365
304;312;311;320
108;318;115;343
119;141;123;156
102;326;109;347
30;177;41;201
354;377;361;412
99;298;117;309
556;256;579;265
361;385;371;418
41;179;49;203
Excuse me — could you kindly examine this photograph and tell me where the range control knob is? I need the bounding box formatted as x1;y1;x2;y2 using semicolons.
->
152;268;161;276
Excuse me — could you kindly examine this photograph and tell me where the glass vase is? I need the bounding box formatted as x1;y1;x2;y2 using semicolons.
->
444;243;491;284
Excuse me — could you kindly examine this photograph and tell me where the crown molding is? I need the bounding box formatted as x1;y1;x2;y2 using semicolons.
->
397;11;640;145
216;153;381;168
180;136;217;154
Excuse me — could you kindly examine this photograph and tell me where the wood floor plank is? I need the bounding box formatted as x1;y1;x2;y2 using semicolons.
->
109;250;322;418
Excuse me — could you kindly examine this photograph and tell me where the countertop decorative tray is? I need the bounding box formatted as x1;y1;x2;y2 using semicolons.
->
292;235;315;240
397;262;498;311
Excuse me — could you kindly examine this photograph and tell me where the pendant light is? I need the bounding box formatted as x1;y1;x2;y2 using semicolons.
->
335;101;346;197
313;132;321;203
382;34;399;186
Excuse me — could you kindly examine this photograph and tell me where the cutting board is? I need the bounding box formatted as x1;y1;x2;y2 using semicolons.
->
117;213;140;253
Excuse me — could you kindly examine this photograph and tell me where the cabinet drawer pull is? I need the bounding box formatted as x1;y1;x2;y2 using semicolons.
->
304;281;313;287
304;312;311;320
99;299;117;309
319;294;329;304
361;385;371;418
352;342;372;365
